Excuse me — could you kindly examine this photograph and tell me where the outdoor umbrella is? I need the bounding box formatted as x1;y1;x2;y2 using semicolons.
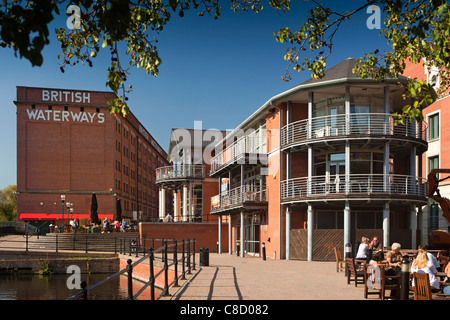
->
90;193;99;225
115;198;122;222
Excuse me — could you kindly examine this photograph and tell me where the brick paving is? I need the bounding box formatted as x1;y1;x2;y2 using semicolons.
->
0;235;372;300
165;253;368;300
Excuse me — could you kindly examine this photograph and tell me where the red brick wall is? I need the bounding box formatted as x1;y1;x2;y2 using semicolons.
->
139;222;228;253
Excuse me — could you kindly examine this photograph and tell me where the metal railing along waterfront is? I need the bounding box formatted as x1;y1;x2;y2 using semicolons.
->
67;238;197;300
281;113;427;147
155;164;204;183
211;185;267;213
210;129;267;174
281;174;427;200
0;233;139;254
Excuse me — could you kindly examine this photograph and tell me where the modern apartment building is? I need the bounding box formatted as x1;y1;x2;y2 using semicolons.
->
155;127;224;223
211;58;429;261
15;86;171;231
402;60;450;243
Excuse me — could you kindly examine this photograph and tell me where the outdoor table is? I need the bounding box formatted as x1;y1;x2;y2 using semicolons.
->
436;272;447;279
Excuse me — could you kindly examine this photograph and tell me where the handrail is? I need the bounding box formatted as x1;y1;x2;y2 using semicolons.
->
211;185;267;212
281;113;427;147
67;238;197;300
155;164;204;183
281;174;427;200
210;128;267;173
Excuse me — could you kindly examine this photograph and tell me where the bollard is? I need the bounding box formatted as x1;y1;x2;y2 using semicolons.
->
262;242;266;261
127;259;133;300
400;255;410;300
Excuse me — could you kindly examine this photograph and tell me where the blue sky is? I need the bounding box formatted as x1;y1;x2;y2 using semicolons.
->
0;1;390;189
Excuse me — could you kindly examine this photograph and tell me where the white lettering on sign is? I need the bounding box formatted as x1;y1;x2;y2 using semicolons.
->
26;109;105;124
139;124;150;141
42;90;90;104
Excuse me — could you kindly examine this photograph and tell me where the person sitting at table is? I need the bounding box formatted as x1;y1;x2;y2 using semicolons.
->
437;250;449;270
418;244;441;271
410;250;440;291
355;237;370;261
369;236;384;251
386;242;403;274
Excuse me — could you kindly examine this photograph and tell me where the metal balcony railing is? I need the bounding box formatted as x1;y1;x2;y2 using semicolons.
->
211;185;267;213
210;129;267;174
155;165;204;183
281;174;427;201
281;113;427;147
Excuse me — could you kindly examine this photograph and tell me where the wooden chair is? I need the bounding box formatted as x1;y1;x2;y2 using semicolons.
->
364;264;400;300
334;247;345;272
346;258;365;287
412;272;432;300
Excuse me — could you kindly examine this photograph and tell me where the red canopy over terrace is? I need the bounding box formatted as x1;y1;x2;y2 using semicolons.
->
18;213;113;221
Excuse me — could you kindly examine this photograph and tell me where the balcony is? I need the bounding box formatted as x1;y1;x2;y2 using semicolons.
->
281;174;427;203
209;129;267;176
155;165;204;188
210;185;268;214
281;113;427;151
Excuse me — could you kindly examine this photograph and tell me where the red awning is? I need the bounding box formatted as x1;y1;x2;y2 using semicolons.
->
19;213;113;221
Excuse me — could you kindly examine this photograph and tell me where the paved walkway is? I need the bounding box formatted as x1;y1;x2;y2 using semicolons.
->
164;253;367;300
0;235;369;300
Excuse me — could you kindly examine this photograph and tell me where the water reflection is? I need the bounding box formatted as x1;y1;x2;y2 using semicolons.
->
0;273;161;300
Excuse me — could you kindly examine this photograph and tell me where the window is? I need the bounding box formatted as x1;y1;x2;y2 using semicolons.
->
429;156;439;173
429;113;439;140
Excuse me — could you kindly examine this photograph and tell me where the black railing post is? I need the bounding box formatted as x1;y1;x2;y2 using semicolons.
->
149;248;155;300
25;232;29;252
129;238;132;256
192;238;196;270
114;237;117;254
173;239;179;287
55;234;58;253
85;236;88;253
80;280;87;300
181;239;186;280
163;240;170;296
187;238;191;275
161;238;165;262
135;237;139;257
127;259;133;300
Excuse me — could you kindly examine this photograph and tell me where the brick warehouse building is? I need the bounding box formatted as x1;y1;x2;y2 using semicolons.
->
15;86;171;232
212;58;431;261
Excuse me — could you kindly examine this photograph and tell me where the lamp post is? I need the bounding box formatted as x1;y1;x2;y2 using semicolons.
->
70;207;74;221
67;202;71;228
61;195;65;232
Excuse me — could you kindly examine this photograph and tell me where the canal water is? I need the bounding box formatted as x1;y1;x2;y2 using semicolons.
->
0;273;161;300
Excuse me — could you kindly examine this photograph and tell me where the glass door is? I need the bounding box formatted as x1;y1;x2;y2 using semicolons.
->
329;153;345;193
